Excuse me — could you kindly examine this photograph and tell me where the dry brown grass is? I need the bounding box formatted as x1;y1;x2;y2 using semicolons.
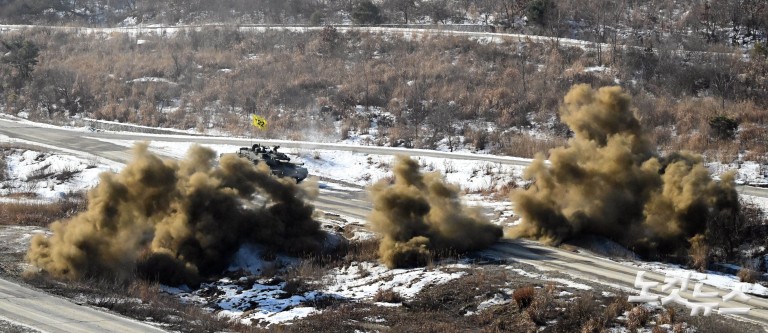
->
657;306;677;326
409;269;508;312
277;259;330;298
740;123;768;162
552;295;603;332
512;285;535;309
525;290;555;326
737;267;760;283
688;234;709;272
710;140;741;164
282;278;310;297
372;289;404;303
737;100;768;125
23;273;242;332
318;238;380;268
469;176;519;200
0;196;86;226
497;133;567;159
627;305;650;332
605;294;633;322
282;259;328;283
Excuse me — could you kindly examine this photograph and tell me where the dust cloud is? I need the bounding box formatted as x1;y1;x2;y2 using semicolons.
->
510;85;739;257
26;143;323;286
369;156;502;268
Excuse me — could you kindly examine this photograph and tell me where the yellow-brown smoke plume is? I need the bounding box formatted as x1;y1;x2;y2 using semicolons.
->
510;85;738;257
26;143;323;286
369;156;503;268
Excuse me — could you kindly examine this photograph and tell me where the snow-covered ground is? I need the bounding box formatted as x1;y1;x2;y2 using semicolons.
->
163;255;607;327
166;260;473;326
0;146;117;201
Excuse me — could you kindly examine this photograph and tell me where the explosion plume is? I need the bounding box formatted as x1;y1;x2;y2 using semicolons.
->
510;85;739;257
27;143;323;286
369;156;502;268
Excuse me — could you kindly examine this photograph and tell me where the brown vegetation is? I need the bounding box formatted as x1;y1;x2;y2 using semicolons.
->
737;267;760;283
372;289;404;303
688;234;710;272
627;306;651;332
512;285;535;309
0;195;86;227
0;26;764;162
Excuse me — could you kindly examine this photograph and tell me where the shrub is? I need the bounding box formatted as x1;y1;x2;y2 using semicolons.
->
525;289;556;325
0;195;86;226
709;115;739;140
1;37;39;86
309;11;324;26
652;326;667;333
351;1;382;25
706;200;767;262
0;152;7;181
752;42;768;59
283;278;310;297
284;260;328;285
553;295;602;332
605;295;632;324
657;306;676;325
737;268;760;283
344;238;381;263
373;289;403;303
465;128;488;151
627;305;650;331
526;0;552;26
513;285;535;309
688;234;709;272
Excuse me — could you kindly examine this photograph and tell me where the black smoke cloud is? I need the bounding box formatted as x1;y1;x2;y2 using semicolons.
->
510;85;739;256
27;143;323;286
369;156;502;268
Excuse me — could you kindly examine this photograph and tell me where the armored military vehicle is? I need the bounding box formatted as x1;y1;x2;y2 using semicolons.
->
235;144;309;183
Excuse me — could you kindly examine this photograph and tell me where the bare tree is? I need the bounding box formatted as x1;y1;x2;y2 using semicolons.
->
30;68;95;118
496;0;527;30
424;102;460;151
709;54;741;109
706;201;767;262
741;0;767;35
422;0;453;24
384;0;419;24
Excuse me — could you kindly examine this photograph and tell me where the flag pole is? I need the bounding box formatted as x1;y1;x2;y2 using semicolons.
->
250;112;253;148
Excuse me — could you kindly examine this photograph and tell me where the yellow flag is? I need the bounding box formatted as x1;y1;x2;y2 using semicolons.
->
251;114;268;130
